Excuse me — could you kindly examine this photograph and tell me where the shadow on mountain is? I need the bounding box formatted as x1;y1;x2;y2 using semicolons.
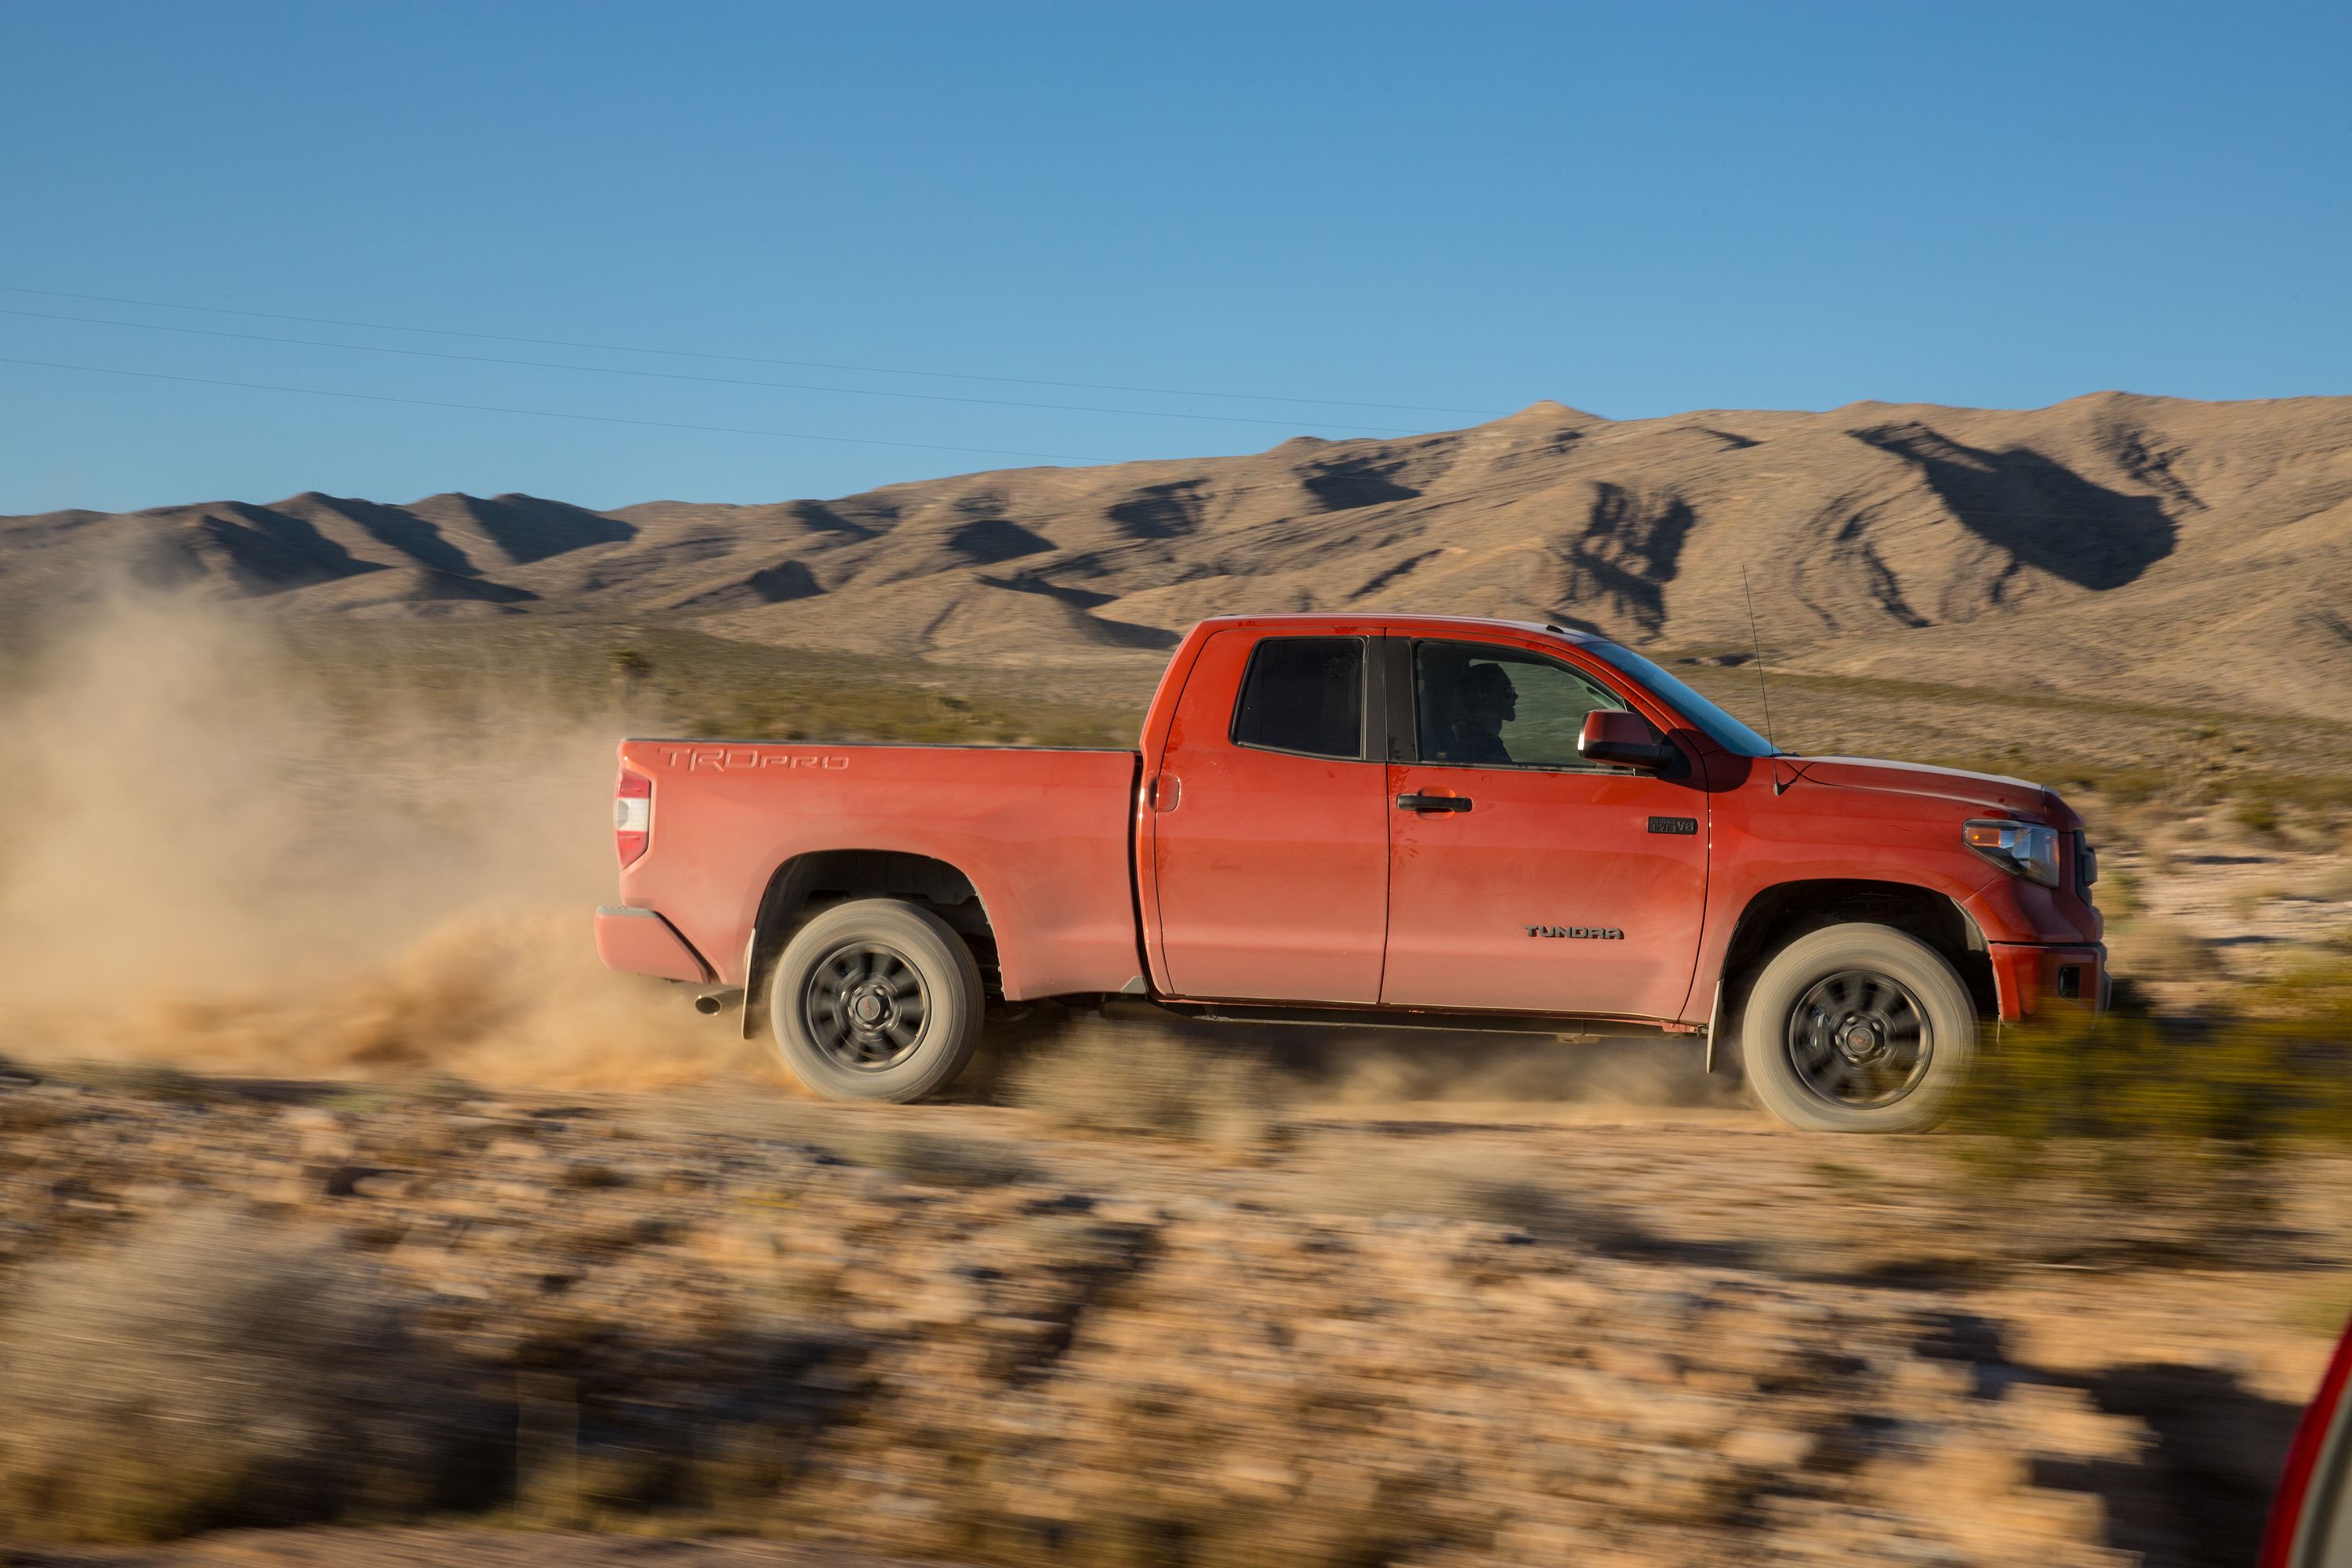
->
670;560;822;612
138;505;385;597
1855;423;2176;590
289;495;481;579
1560;484;1697;635
982;572;1112;612
785;499;883;537
1109;481;1209;540
951;516;1054;564
979;573;1181;648
413;495;637;566
1303;459;1421;512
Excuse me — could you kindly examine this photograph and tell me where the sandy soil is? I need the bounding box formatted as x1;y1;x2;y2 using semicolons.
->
0;1062;2338;1568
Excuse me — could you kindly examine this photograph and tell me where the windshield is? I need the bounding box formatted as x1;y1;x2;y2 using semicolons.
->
1584;641;1779;757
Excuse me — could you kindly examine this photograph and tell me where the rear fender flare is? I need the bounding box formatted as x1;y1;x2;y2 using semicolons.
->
740;846;1010;1037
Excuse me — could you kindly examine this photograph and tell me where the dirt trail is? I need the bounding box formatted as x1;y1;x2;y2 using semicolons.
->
5;1531;951;1567
2;1062;2338;1567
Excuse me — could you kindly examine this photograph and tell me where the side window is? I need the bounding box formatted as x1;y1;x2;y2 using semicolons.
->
1414;641;1649;768
1231;637;1366;760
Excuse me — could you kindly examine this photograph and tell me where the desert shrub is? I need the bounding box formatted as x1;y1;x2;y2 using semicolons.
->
865;1129;1040;1189
1947;984;2352;1221
2099;867;2143;921
2092;767;2171;807
1006;1020;1283;1146
501;1320;866;1531
47;1060;214;1102
2125;921;2229;980
2232;796;2283;837
0;1206;506;1541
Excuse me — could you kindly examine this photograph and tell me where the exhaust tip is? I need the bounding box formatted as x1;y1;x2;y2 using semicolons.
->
690;987;744;1018
693;995;723;1015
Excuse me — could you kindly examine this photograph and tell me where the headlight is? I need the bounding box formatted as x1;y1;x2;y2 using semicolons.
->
1963;819;2063;887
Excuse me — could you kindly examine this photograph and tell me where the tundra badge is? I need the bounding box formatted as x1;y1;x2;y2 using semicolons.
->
1525;925;1625;939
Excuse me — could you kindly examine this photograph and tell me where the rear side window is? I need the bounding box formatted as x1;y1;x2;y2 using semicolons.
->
1230;637;1366;760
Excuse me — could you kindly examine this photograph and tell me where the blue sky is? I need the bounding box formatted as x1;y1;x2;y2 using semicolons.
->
3;2;2346;515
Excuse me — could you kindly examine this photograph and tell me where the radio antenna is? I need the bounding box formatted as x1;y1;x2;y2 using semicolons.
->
1740;564;1783;760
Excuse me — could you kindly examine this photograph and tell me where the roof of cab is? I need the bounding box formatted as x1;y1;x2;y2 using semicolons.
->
1184;612;1605;644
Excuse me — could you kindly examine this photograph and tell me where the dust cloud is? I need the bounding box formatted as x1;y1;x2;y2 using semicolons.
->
1272;1031;1740;1112
0;595;777;1091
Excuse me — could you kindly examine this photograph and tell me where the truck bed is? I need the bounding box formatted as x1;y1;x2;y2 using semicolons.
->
611;739;1145;1000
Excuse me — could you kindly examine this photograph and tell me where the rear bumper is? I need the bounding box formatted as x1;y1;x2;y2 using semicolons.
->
1987;942;2108;1021
594;906;713;983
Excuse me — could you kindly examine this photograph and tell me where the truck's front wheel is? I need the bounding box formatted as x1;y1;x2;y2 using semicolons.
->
1739;923;1976;1134
768;898;983;1102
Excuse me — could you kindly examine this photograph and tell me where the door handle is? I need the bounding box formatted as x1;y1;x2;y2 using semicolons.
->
1396;792;1472;813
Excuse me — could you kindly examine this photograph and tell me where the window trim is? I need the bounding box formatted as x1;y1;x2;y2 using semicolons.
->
1225;633;1377;763
1399;637;1678;776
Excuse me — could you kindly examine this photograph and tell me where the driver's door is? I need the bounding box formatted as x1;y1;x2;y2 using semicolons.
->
1380;637;1710;1022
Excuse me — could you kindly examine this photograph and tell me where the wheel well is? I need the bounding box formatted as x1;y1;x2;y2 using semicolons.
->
742;851;996;1036
1716;880;1994;1032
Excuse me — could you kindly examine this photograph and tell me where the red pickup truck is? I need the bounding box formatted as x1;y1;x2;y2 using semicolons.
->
597;614;2104;1132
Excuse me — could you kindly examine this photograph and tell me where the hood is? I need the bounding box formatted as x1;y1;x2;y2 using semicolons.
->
1780;756;2066;822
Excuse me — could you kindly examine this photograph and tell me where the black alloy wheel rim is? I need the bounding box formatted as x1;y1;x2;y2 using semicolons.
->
804;942;930;1071
1786;969;1933;1109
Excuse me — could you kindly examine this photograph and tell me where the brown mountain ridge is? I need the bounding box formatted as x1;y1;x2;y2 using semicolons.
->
7;392;2352;717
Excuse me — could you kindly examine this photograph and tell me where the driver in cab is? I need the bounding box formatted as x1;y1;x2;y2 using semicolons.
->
1437;661;1517;764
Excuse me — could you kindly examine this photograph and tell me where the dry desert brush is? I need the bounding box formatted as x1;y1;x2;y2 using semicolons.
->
1006;1018;1286;1146
0;1205;506;1541
1946;957;2352;1247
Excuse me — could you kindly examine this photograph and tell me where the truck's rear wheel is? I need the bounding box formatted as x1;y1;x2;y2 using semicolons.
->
768;898;982;1102
1739;923;1976;1134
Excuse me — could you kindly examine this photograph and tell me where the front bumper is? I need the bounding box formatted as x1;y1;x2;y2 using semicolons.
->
1987;942;2108;1021
594;906;713;982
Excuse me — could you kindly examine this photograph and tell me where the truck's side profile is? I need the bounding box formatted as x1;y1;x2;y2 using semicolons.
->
598;614;2105;1131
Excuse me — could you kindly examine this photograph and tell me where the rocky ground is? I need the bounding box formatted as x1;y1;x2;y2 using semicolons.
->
1;1034;2340;1568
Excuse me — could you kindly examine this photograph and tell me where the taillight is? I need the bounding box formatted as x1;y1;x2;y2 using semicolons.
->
615;767;652;867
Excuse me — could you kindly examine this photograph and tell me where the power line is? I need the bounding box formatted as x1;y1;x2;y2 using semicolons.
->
0;284;1510;419
0;305;1423;434
0;356;1102;463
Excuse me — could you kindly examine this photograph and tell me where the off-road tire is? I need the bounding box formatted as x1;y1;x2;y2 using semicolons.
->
768;898;983;1102
1739;922;1976;1134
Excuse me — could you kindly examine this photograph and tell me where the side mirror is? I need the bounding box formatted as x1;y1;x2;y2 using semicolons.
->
1579;709;1677;771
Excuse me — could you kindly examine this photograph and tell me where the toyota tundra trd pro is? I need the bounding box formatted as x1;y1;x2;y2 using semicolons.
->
597;614;2104;1132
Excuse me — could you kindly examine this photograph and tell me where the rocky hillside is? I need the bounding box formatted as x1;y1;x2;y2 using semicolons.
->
9;393;2352;717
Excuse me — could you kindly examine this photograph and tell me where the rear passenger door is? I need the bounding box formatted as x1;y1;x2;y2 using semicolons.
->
1147;630;1390;1003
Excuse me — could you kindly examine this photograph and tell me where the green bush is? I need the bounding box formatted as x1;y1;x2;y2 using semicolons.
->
2231;796;2282;836
1948;971;2352;1213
